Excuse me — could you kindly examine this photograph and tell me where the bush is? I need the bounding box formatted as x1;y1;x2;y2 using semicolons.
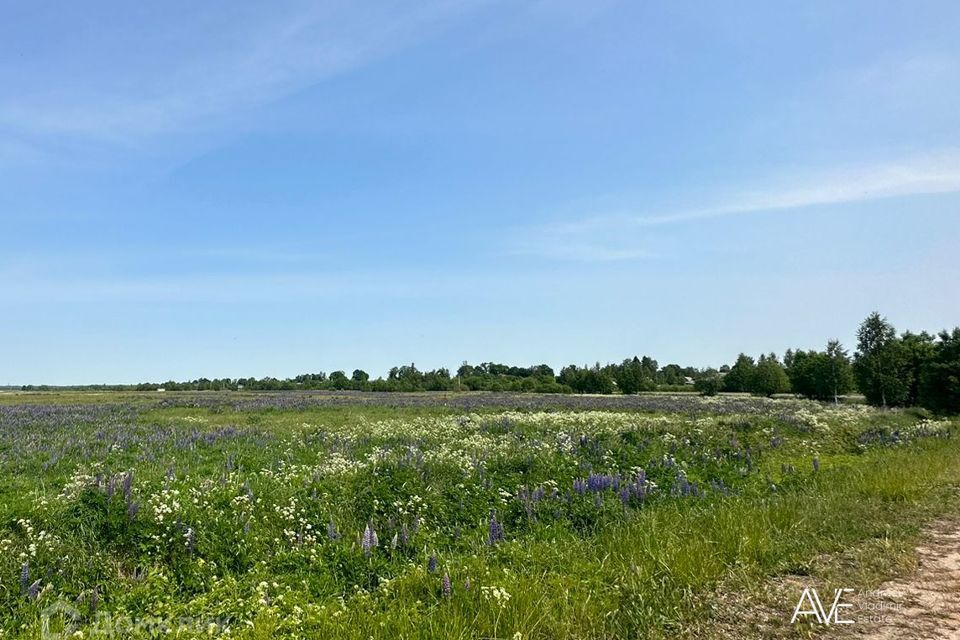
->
694;377;722;396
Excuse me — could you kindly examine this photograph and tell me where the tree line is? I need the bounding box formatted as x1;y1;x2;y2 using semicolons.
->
19;312;960;413
694;312;960;414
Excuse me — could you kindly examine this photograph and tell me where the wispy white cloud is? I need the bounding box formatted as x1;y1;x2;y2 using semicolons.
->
0;1;488;142
513;150;960;261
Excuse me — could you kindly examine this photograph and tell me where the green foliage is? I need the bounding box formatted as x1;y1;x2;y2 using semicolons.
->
901;331;937;406
750;354;790;397
1;395;957;639
722;354;755;392
787;340;854;402
919;328;960;414
854;312;910;407
694;376;722;396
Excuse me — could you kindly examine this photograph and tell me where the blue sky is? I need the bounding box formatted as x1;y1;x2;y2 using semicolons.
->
2;1;960;384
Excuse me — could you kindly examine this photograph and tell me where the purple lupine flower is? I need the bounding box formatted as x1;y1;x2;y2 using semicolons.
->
327;520;339;540
362;524;378;556
487;511;504;546
428;555;437;573
20;561;29;595
123;471;134;504
813;457;820;472
27;580;41;601
90;586;99;616
127;500;139;519
441;572;452;598
243;519;251;536
400;523;410;546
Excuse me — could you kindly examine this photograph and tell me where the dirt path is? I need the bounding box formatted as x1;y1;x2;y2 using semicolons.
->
847;519;960;639
702;518;960;639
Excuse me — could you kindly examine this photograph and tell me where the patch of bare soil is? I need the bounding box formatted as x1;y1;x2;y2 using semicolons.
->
849;519;960;639
701;519;960;639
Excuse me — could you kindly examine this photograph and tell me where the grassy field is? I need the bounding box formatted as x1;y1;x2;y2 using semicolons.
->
1;392;957;638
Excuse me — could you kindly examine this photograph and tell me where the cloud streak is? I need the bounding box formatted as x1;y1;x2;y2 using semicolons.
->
0;1;487;141
514;150;960;261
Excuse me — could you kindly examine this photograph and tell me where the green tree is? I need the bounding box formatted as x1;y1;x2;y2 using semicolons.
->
919;328;960;414
751;354;790;397
824;340;855;403
328;371;349;389
787;341;853;402
614;358;644;394
694;376;722;396
901;331;936;406
854;312;909;407
722;354;755;392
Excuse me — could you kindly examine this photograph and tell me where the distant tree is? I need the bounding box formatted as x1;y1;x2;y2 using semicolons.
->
639;356;658;380
659;364;684;386
694;376;722;396
918;328;960;414
783;348;795;369
722;354;756;392
614;358;643;394
751;354;790;397
824;340;855;403
901;331;937;406
854;312;910;407
530;364;555;378
351;369;369;383
327;371;349;389
787;341;853;402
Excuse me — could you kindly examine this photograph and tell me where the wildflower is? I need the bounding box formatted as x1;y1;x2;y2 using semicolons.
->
487;511;505;546
428;555;437;573
20;561;29;595
185;527;196;554
813;457;820;472
123;471;134;504
442;572;452;598
362;524;378;556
